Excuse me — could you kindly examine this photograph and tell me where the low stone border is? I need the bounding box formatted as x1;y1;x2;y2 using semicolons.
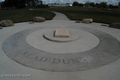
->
0;20;14;27
82;18;93;23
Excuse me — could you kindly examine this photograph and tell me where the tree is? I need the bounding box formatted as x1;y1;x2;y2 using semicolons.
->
99;2;107;8
89;2;95;7
118;2;120;7
84;2;90;7
25;0;35;7
95;2;107;8
109;4;118;8
18;0;25;8
72;1;79;6
96;3;99;8
4;0;17;7
1;2;5;8
109;4;114;8
4;0;25;8
79;3;84;7
2;0;42;8
25;0;42;7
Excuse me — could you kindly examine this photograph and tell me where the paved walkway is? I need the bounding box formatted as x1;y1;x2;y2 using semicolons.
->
0;11;120;80
51;11;70;20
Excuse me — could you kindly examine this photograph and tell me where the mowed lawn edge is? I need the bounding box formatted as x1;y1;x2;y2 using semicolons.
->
0;7;120;24
39;7;120;24
0;9;55;23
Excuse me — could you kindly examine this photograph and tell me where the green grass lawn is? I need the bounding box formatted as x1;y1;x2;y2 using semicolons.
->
0;9;55;23
39;7;120;24
0;7;120;24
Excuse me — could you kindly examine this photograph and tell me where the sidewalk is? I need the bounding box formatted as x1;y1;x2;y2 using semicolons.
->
0;11;120;80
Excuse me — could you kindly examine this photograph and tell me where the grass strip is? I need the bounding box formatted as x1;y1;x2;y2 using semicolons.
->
0;9;55;23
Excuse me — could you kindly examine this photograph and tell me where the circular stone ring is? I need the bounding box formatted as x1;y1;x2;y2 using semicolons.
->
2;26;120;72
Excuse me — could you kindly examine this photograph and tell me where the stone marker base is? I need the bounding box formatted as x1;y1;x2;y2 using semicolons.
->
33;17;45;22
82;18;93;23
43;29;80;42
0;20;14;27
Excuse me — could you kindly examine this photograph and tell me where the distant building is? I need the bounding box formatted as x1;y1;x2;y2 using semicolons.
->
48;3;72;7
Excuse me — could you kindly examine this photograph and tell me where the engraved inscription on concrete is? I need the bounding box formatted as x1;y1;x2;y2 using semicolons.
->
20;51;93;64
2;26;120;72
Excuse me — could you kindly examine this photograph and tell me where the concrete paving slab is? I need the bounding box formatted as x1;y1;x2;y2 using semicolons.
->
2;24;120;72
27;29;99;53
0;11;120;80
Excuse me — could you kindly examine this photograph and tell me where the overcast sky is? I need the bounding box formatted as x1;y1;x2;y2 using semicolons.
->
0;0;4;2
43;0;120;5
0;0;120;5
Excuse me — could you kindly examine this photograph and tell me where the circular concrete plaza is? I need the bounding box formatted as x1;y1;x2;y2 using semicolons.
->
2;25;120;72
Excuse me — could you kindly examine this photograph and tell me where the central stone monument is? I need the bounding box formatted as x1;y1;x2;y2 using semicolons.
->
54;29;69;38
43;29;80;42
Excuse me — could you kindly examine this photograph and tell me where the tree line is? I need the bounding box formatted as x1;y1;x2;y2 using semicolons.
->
1;0;47;9
73;1;120;8
1;0;120;9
